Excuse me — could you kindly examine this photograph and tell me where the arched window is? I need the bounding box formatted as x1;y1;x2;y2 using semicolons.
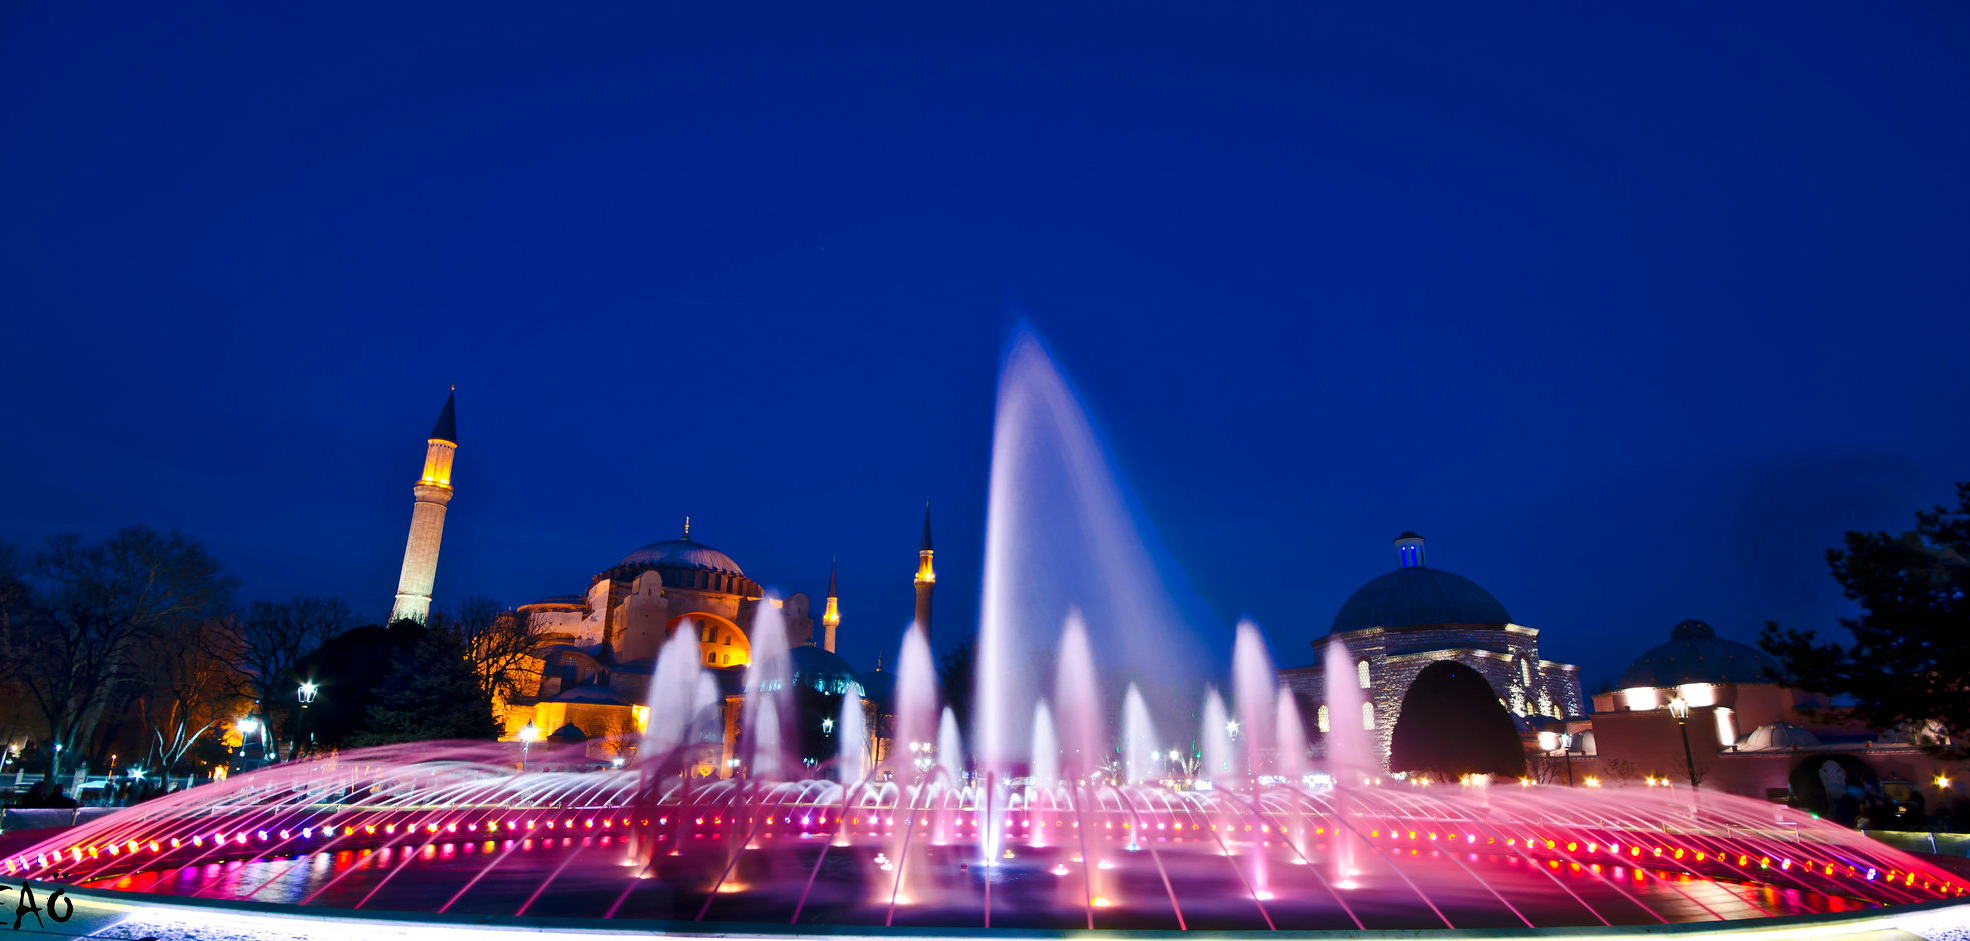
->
1361;702;1375;730
705;651;715;665
722;653;731;666
1316;705;1330;733
1520;658;1531;685
1357;660;1371;689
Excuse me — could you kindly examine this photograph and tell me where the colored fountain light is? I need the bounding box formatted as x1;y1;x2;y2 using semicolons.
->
13;325;1966;937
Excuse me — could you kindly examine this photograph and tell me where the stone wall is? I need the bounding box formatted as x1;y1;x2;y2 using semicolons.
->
1280;622;1586;769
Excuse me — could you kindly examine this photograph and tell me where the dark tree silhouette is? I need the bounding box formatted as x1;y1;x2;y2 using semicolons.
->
353;624;498;745
1388;661;1525;779
1761;482;1970;760
0;527;234;779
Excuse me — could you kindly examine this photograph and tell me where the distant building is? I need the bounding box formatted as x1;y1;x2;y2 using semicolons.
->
1278;533;1585;769
500;510;935;773
1585;620;1965;811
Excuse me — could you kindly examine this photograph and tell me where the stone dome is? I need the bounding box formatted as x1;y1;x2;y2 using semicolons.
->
618;538;745;576
1616;620;1780;688
785;645;866;698
1739;722;1822;751
1331;567;1513;633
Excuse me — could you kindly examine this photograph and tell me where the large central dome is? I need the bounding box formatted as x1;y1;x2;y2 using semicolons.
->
618;538;745;576
1331;533;1512;633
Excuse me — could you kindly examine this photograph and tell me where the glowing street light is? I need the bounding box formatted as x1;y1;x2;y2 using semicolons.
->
1226;719;1240;741
519;720;540;771
1666;695;1697;791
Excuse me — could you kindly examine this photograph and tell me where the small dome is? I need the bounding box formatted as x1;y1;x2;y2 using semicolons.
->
1618;620;1779;687
859;668;896;708
1739;722;1821;751
784;645;865;698
1332;567;1512;633
618;538;745;577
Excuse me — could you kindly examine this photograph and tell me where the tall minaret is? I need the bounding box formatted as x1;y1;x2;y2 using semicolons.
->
389;390;457;624
821;560;841;653
914;502;934;638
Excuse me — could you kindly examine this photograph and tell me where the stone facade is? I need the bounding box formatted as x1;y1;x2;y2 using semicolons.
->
1280;622;1583;768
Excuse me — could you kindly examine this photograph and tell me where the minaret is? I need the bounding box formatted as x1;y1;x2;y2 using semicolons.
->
914;502;934;638
389;390;457;624
821;560;841;653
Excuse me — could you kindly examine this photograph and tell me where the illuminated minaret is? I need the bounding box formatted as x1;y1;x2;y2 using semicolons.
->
821;560;841;653
388;390;457;624
914;502;934;637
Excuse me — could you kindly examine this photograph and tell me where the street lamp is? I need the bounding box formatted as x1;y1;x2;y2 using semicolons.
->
1666;695;1697;791
1557;733;1575;787
297;682;318;756
518;720;539;771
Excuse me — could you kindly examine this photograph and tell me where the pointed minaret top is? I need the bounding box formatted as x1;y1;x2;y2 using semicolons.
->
921;501;933;552
429;390;457;444
827;559;838;598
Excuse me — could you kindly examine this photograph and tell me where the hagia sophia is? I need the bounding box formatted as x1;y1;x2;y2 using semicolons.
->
385;391;1963;809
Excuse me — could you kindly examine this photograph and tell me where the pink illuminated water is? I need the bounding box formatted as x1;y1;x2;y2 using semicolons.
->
16;326;1967;930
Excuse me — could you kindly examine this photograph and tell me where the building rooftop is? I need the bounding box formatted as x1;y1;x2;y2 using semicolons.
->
1616;619;1781;687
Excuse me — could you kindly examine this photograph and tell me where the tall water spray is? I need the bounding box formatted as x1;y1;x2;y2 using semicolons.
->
890;626;938;763
976;327;1211;772
1322;639;1373;887
1322;641;1373;781
641;625;710;763
836;694;867;788
1231;621;1276;776
1053;614;1102;780
1029;702;1059;788
1274;688;1308;780
1200;688;1232;782
1121;685;1159;784
937;707;964;786
741;598;791;780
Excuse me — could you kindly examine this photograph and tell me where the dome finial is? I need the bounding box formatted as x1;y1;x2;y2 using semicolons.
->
1394;531;1426;568
682;516;690;539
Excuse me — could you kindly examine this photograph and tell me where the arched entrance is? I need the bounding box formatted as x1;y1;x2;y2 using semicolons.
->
669;612;748;668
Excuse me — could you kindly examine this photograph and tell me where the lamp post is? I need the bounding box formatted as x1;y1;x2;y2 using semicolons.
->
1667;695;1697;791
296;682;318;757
518;720;539;772
235;715;263;767
1557;733;1575;787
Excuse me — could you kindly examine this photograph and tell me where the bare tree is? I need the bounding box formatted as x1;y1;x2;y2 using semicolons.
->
218;597;352;755
138;615;245;775
594;712;637;763
1601;756;1640;786
440;596;567;723
0;528;234;780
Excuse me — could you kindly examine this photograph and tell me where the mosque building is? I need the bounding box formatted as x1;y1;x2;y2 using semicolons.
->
381;391;931;771
1278;533;1586;769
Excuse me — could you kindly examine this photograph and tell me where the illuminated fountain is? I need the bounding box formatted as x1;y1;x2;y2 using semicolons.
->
9;326;1966;936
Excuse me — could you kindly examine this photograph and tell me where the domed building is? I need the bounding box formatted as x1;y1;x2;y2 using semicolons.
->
1278;533;1584;769
497;514;938;774
502;523;827;768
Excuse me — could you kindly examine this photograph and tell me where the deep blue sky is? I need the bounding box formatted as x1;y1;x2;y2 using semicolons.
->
4;4;1967;690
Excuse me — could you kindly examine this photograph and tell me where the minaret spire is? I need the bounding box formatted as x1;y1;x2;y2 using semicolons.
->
914;501;935;639
821;559;841;653
390;390;458;624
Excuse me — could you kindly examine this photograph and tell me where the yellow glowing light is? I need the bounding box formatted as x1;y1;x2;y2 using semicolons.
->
1937;774;1952;789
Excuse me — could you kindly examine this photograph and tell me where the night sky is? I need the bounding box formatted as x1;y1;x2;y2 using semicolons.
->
5;5;1968;690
